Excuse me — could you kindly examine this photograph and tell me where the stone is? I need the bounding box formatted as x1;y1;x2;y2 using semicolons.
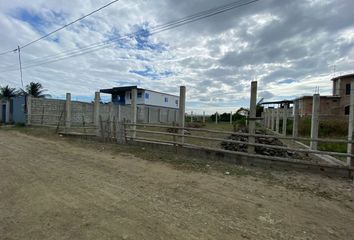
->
221;128;301;158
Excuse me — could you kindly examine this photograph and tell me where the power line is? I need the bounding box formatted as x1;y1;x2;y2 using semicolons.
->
3;0;252;67
0;0;121;55
0;48;17;56
2;0;259;70
0;0;261;73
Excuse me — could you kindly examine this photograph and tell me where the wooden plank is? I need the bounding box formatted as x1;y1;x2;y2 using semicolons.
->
125;122;353;144
132;137;352;173
58;132;96;137
127;129;354;158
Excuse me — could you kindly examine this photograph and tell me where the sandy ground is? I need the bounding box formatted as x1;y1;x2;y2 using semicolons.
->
0;129;353;240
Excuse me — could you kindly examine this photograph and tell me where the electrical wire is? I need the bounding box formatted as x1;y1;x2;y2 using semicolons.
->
0;0;261;73
0;0;121;55
4;0;249;63
2;0;254;67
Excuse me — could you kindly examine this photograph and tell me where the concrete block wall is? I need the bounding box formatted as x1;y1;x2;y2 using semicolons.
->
148;107;159;123
30;98;65;125
29;97;177;126
71;101;94;126
135;105;178;123
120;105;132;122
99;104;110;121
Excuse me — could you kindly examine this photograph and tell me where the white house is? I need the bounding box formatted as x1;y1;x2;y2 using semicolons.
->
100;86;179;109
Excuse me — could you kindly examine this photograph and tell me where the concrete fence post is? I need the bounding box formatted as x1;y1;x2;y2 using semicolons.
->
191;111;193;123
109;102;114;135
158;109;161;123
230;111;232;125
246;112;249;127
0;102;2;122
276;108;280;133
65;93;71;130
271;108;275;131
167;109;170;123
267;109;272;129
264;109;268;128
293;100;299;138
26;95;32;125
347;79;354;168
215;112;218;124
248;81;257;154
310;94;320;150
5;100;10;123
131;88;137;139
94;92;100;136
147;107;151;123
282;105;288;136
178;86;186;144
117;105;121;122
203;111;205;123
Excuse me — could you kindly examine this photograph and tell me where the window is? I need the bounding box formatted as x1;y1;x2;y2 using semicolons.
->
164;97;168;102
145;93;149;99
346;83;351;95
129;93;132;99
345;106;350;115
175;99;178;105
137;92;142;98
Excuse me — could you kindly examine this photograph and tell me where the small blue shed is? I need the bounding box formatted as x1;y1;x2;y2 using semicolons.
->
0;96;26;124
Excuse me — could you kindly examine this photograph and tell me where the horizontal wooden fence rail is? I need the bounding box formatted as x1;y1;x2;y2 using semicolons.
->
30;114;62;117
125;128;354;158
125;123;354;144
30;124;58;128
126;136;352;175
122;122;354;173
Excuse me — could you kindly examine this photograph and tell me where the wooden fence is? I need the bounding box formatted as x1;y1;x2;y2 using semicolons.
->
118;121;353;178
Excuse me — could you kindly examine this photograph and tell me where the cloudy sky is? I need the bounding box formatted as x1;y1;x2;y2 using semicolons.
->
0;0;353;114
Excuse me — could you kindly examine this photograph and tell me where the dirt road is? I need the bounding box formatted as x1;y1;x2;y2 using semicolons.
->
0;129;353;240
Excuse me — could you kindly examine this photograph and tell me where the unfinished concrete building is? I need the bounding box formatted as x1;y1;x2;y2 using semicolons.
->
295;73;354;118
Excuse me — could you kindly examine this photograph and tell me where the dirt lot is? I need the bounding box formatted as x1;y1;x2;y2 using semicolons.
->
0;128;353;240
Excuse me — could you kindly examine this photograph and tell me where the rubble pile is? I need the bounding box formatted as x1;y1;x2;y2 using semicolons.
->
221;128;299;158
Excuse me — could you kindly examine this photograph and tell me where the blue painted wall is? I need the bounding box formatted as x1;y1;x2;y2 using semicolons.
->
11;96;26;123
1;104;5;122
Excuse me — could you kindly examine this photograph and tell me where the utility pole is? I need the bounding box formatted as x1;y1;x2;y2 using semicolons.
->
17;46;24;88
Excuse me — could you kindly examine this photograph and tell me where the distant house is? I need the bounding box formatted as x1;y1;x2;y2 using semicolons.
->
295;73;354;118
0;96;26;124
100;86;179;109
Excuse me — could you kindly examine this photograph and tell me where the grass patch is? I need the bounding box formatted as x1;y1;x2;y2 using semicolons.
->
299;117;348;138
203;122;234;131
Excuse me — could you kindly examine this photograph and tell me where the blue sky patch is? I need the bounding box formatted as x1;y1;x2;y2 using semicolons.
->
130;66;173;80
12;8;65;43
106;24;168;53
278;79;296;84
105;27;131;48
133;25;167;52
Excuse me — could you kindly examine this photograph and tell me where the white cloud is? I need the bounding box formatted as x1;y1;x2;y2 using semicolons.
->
0;0;353;114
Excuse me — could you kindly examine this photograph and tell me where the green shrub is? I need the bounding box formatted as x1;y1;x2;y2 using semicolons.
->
297;117;347;138
15;122;26;127
298;117;311;136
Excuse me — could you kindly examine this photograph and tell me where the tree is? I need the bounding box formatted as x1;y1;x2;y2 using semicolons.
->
21;82;50;98
0;85;17;99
